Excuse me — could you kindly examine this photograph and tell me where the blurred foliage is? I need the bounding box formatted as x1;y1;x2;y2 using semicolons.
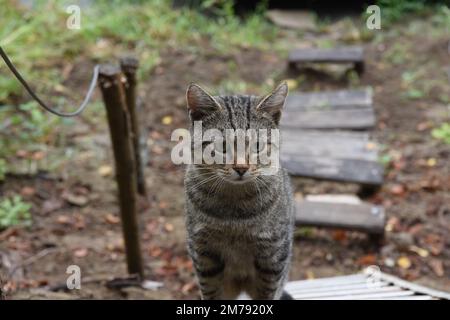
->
375;0;427;23
0;158;6;181
0;101;59;159
0;0;277;174
432;123;450;145
0;195;32;229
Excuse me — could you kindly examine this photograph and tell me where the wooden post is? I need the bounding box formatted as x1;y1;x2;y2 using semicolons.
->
120;57;147;197
98;64;144;278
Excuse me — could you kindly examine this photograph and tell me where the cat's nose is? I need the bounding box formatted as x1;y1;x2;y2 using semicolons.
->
233;166;248;177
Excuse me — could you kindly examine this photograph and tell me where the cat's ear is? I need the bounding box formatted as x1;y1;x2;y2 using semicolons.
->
186;83;222;121
256;82;288;124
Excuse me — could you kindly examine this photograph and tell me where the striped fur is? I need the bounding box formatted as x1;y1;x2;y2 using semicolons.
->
184;83;294;300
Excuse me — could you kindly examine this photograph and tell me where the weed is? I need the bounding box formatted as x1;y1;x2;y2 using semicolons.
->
432;123;450;144
0;195;32;229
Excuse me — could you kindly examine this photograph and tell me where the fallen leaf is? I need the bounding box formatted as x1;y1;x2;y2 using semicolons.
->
98;165;113;177
31;151;45;161
409;245;429;258
42;199;63;214
63;192;88;207
73;248;88;258
20;186;36;197
285;79;298;90
158;201;168;209
56;215;71;225
164;223;174;232
105;213;120;224
332;230;347;242
148;246;163;258
428;259;444;277
427;158;437;167
357;254;377;266
181;281;196;294
397;256;411;269
390;184;405;196
152;145;164;155
161;115;173;125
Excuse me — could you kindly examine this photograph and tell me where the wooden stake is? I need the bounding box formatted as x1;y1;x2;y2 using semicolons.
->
98;64;143;278
120;57;147;197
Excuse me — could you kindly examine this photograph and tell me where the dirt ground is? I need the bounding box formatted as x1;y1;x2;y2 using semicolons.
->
1;17;449;299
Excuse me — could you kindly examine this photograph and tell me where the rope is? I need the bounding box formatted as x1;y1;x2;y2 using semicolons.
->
0;46;99;117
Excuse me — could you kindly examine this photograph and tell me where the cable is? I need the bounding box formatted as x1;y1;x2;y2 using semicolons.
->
0;46;99;117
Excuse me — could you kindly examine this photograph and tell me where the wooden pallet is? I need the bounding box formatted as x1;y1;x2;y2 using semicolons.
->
295;197;385;235
288;46;365;74
281;89;374;130
286;269;450;300
281;129;383;186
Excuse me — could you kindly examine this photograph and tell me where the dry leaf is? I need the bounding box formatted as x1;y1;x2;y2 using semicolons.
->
56;215;71;225
390;184;405;196
357;254;377;266
20;186;36;197
164;223;174;232
74;248;88;258
397;256;411;269
428;259;444;277
105;213;120;224
181;281;196;294
409;245;429;258
98;165;113;177
161;116;173;125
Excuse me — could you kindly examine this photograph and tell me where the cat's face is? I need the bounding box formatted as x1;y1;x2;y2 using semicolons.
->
186;82;288;185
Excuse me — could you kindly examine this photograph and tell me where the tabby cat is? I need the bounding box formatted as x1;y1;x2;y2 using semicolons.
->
184;82;294;300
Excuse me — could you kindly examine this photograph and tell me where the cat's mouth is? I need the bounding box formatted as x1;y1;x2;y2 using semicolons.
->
227;175;252;184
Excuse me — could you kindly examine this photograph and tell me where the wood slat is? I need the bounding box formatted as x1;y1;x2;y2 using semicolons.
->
282;108;375;130
282;154;384;186
289;47;364;64
287;282;389;295
310;290;416;300
294;200;385;234
282;89;374;130
285;274;367;290
281;130;378;162
285;89;372;110
370;269;450;300
292;286;403;299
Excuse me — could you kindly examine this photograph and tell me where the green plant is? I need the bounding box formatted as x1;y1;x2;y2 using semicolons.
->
375;0;427;23
432;123;450;144
0;195;32;229
0;158;6;181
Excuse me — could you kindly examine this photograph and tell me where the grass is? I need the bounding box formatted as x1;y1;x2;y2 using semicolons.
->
0;0;278;175
432;123;450;145
0;195;32;229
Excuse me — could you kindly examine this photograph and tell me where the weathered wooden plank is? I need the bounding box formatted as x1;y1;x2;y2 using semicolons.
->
281;130;378;161
285;89;372;110
285;274;367;290
282;154;384;186
282;89;374;129
289;47;364;64
281;107;375;129
295;200;385;234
